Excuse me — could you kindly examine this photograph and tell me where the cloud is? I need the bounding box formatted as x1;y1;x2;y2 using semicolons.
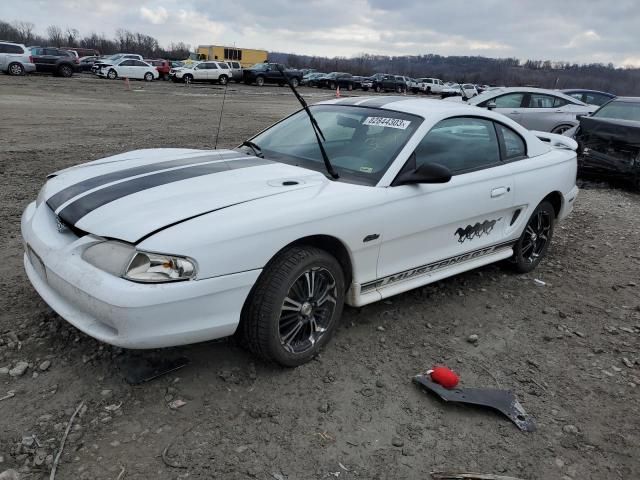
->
4;0;640;66
139;6;169;25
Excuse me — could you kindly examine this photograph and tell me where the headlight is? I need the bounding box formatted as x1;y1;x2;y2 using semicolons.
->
82;241;196;283
124;251;196;283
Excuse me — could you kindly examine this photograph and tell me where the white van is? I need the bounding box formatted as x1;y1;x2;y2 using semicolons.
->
0;41;36;75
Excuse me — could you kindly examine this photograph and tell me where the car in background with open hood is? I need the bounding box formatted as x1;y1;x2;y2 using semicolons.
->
566;97;640;190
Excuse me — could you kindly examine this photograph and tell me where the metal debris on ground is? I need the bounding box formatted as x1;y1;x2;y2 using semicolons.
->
414;374;536;432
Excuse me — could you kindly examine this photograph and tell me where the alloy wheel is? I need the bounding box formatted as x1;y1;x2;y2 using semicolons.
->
279;267;337;355
521;210;551;264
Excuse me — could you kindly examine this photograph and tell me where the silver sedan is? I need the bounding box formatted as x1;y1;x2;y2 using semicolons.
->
460;87;597;133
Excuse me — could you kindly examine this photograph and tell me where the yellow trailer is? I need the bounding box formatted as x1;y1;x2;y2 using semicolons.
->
194;45;268;68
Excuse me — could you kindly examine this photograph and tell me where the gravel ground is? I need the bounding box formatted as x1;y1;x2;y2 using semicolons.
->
0;74;639;480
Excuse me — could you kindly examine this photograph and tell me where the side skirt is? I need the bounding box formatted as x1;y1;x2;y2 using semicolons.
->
346;242;515;307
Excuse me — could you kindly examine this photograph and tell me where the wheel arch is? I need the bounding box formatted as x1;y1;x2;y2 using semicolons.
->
542;191;563;218
275;235;354;290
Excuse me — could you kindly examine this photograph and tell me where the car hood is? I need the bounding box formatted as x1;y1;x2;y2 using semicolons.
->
42;148;327;243
578;116;640;148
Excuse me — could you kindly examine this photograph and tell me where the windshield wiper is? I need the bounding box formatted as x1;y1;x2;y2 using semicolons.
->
240;140;264;158
276;65;339;180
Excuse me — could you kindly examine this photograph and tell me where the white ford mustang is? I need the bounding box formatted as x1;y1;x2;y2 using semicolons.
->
22;96;579;366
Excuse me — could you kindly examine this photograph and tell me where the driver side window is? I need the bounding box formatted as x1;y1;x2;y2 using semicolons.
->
414;117;501;173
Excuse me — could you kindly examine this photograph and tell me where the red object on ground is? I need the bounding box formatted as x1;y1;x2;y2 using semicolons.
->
429;366;459;389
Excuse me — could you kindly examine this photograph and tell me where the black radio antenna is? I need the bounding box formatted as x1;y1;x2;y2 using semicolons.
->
214;71;229;149
276;64;339;180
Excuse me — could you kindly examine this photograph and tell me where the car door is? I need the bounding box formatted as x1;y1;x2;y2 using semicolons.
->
376;116;518;288
482;92;528;126
519;93;563;131
116;60;133;77
130;60;148;79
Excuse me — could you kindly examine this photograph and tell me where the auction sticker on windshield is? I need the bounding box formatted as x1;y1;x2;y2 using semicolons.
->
363;117;411;129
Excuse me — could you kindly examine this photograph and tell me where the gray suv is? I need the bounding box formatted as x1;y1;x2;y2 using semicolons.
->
0;41;36;75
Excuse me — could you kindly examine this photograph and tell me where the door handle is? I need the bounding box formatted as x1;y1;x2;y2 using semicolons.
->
491;187;508;198
509;111;520;114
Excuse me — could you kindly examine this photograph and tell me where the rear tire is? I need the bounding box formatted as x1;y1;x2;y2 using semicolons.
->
8;62;25;76
347;83;353;91
291;77;299;88
510;201;555;273
58;64;73;77
241;246;345;367
374;85;381;93
144;72;154;82
218;74;228;85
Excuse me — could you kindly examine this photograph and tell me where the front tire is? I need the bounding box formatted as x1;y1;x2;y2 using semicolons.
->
291;77;299;88
241;246;345;367
107;69;117;80
8;62;25;76
218;74;228;85
552;124;573;134
255;76;265;86
511;201;555;273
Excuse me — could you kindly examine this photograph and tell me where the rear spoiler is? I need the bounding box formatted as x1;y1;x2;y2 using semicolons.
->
532;131;578;151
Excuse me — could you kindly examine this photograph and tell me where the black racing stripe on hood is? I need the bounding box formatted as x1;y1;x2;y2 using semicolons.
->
47;151;241;211
58;157;273;226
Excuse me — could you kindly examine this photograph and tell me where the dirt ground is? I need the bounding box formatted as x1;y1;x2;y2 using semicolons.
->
0;73;639;480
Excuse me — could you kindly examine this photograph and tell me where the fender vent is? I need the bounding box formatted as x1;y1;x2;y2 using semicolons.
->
282;181;299;186
510;209;522;226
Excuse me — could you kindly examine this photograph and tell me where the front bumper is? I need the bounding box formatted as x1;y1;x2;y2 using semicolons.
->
558;185;579;221
21;201;260;349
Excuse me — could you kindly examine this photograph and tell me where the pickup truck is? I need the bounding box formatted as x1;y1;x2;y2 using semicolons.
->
418;78;445;95
242;63;303;87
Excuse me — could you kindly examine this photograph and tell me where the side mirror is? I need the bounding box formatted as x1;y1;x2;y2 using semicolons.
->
394;162;452;186
486;101;497;110
576;113;589;119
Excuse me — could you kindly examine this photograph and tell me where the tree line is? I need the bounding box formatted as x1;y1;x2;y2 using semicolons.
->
2;18;639;94
0;20;190;60
269;52;640;95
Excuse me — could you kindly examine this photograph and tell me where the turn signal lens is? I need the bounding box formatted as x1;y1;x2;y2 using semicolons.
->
124;251;196;283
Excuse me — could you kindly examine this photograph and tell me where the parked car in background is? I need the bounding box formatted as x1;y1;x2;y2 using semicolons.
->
301;72;325;86
365;73;406;93
465;87;596;133
242;63;303;87
30;47;80;77
318;72;354;90
566;97;640;189
416;78;444;95
63;47;100;58
351;76;364;89
561;89;616;107
78;55;100;72
97;58;158;81
0;41;35;75
92;53;143;73
404;77;420;93
441;83;478;99
169;61;232;84
144;59;171;80
171;61;184;68
225;60;243;82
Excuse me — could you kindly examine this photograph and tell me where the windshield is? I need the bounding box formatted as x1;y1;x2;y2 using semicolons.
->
593;101;640;121
248;105;422;185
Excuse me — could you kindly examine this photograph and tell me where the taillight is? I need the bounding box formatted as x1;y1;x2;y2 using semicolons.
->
74;58;79;64
29;56;33;63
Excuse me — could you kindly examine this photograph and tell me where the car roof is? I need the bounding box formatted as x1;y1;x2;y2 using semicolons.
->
470;86;587;105
561;89;615;96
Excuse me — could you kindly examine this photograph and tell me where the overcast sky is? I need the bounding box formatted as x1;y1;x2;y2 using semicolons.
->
2;0;639;66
